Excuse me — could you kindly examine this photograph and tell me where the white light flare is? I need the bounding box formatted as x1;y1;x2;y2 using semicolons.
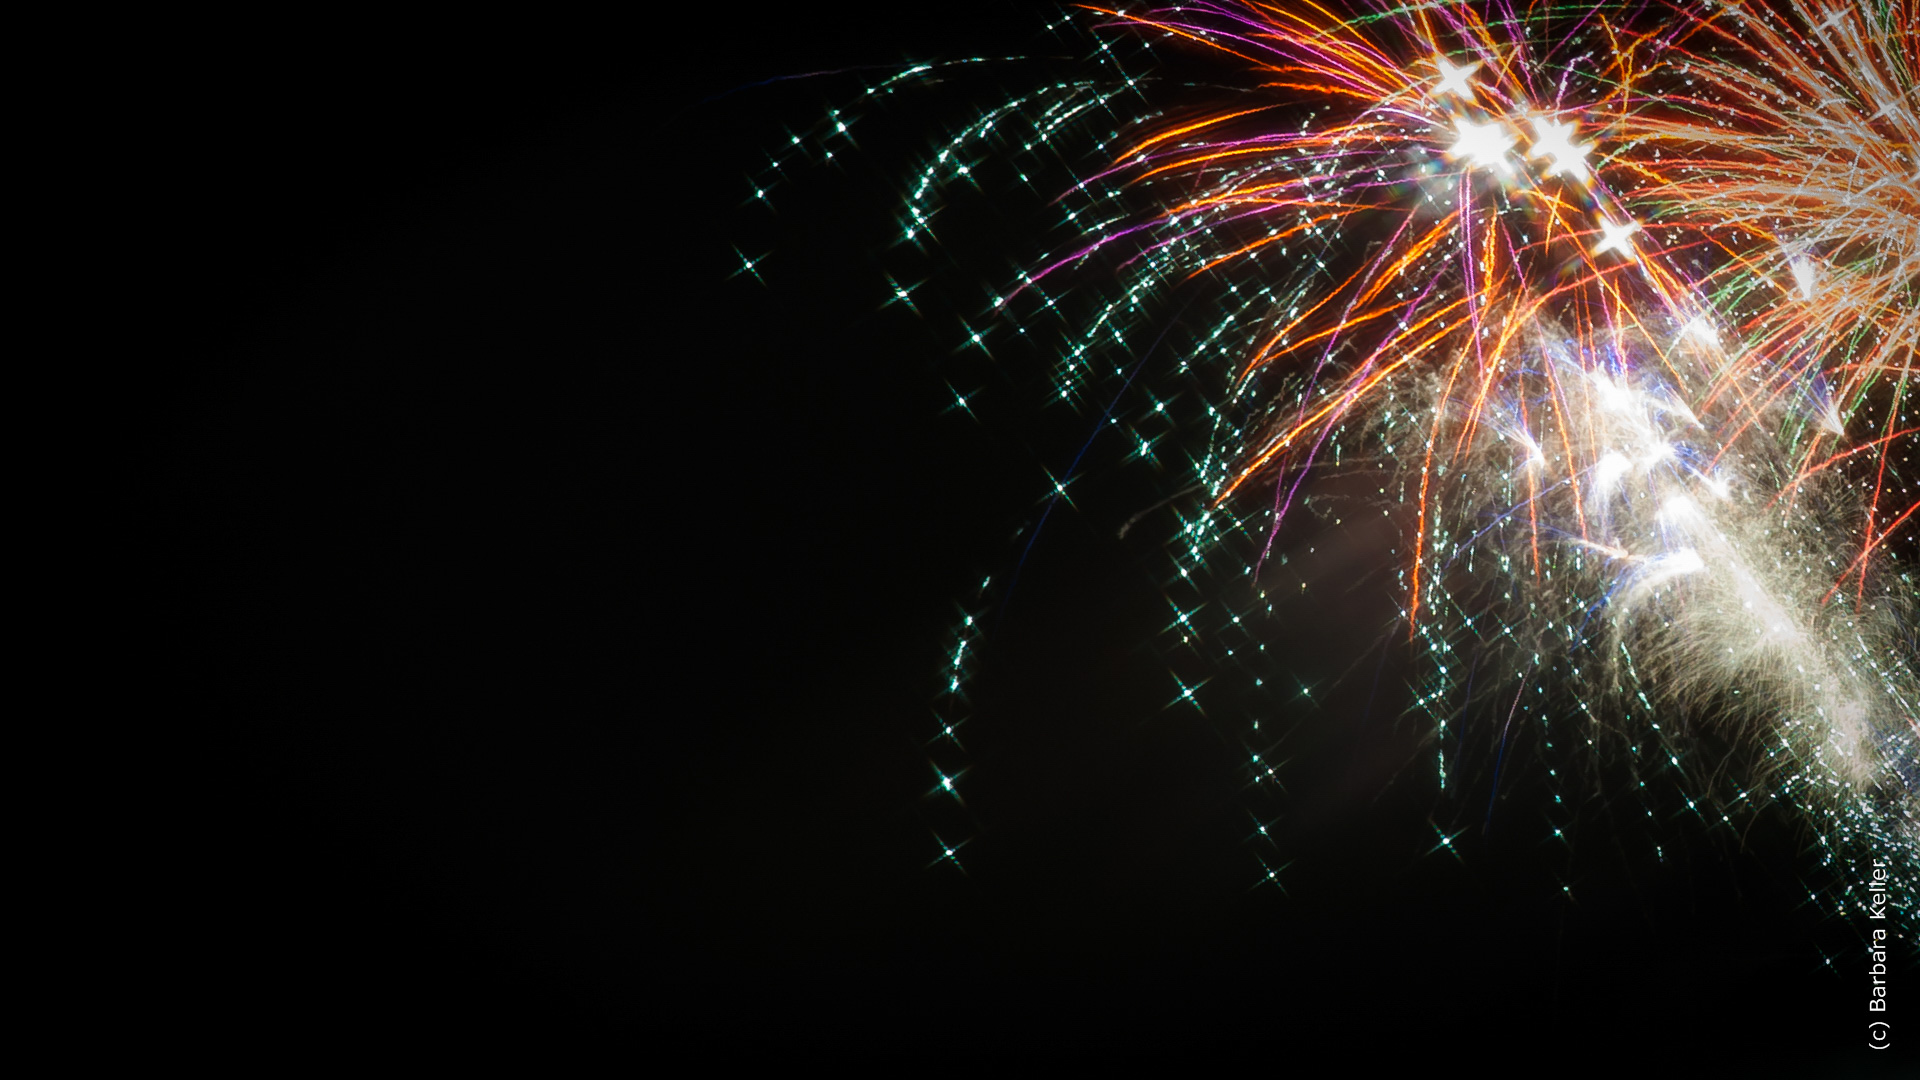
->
1588;370;1644;419
1787;249;1820;301
1589;450;1635;523
1527;117;1593;183
1657;493;1713;543
1593;217;1640;258
1430;56;1481;101
1517;432;1547;472
1681;315;1720;346
1630;546;1706;599
1449;117;1516;174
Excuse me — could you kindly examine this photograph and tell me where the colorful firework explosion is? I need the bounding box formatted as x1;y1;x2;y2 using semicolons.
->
748;0;1917;941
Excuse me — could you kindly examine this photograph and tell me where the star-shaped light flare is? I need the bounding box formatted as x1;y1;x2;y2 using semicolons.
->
1527;117;1593;183
1592;217;1639;258
1449;117;1515;174
1430;55;1481;100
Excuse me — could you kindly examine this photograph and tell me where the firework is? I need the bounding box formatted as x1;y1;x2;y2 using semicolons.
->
750;0;1918;938
1625;0;1917;581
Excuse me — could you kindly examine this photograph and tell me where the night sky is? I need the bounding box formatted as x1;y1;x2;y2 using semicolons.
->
140;2;1912;1062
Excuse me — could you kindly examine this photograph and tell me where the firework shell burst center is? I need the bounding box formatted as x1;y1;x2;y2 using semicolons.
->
757;0;1919;938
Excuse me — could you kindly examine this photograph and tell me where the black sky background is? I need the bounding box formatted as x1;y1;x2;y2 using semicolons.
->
136;1;1915;1062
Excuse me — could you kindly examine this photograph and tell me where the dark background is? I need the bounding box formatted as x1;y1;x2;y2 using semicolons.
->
137;1;1912;1062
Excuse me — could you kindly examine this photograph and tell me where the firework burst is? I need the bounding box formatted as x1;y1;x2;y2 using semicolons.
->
749;0;1918;939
